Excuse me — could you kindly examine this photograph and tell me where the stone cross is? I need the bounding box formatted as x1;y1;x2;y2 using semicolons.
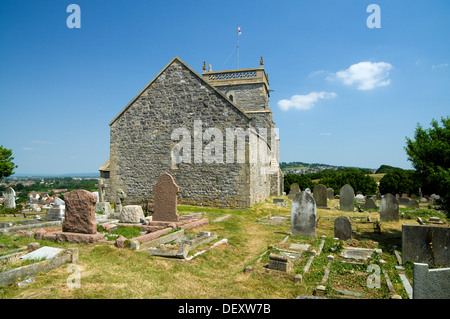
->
313;184;328;208
3;187;16;208
152;172;180;222
96;179;105;202
380;193;399;222
62;189;97;234
339;184;355;212
291;191;316;238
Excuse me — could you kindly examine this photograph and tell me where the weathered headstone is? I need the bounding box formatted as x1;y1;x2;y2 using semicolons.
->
288;183;300;200
362;197;378;210
3;187;16;208
120;205;145;224
402;224;450;267
379;194;399;222
313;184;328;208
406;198;419;208
413;263;450;299
95;201;112;216
398;197;410;206
355;194;365;202
152;172;180;222
327;188;334;200
339;184;354;212
62;189;97;234
334;216;352;241
291;191;316;238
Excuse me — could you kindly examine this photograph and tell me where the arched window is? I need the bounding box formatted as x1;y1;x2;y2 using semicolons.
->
229;94;234;101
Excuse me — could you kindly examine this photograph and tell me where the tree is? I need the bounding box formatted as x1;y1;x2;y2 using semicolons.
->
0;146;17;181
319;168;378;195
284;174;315;193
405;116;450;215
378;168;419;195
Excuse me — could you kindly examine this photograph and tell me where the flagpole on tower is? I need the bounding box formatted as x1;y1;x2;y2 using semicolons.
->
237;25;240;69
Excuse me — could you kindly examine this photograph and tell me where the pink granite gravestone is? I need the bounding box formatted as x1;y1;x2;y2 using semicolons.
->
152;172;180;222
62;189;97;234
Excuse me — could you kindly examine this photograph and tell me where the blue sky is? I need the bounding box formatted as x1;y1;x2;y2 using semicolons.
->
0;0;449;175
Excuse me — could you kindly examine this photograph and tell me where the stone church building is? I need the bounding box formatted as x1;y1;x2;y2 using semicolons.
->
99;56;283;209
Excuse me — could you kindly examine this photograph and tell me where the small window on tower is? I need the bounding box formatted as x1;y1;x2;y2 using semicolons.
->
229;94;234;101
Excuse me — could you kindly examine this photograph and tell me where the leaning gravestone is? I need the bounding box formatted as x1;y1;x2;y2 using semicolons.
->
3;187;16;208
291;191;316;238
313;184;328;208
62;189;97;234
153;172;180;222
288;183;300;200
334;216;352;241
379;194;399;222
340;184;355;212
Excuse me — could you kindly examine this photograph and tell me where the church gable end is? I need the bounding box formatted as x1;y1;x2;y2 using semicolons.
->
108;57;255;208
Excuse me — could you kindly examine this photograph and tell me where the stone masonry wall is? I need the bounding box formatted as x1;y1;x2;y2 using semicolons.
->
109;59;271;208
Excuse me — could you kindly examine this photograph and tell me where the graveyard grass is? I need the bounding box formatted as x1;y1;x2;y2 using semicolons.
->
0;198;443;299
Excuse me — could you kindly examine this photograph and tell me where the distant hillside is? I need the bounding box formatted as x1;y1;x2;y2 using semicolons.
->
374;165;402;174
280;161;375;175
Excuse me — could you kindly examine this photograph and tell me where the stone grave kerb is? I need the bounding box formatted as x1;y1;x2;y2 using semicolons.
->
153;172;180;222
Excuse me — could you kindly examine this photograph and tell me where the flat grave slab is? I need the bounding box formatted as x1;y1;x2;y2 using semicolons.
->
19;246;64;261
340;247;382;261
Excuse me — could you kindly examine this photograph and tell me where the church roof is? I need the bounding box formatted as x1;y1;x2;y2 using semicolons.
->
109;56;251;126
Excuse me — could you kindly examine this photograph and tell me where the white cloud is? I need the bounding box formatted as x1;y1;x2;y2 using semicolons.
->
23;147;34;151
328;61;393;90
32;140;54;144
432;63;448;69
277;91;337;111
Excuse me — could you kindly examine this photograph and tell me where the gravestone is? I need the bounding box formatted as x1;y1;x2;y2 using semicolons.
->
402;224;450;267
62;189;97;234
413;263;450;299
379;194;399;222
327;188;334;200
339;184;354;212
362;197;378;210
334;216;352;241
291;191;316;238
304;188;311;194
355;194;365;202
398;197;410;206
3;187;16;208
288;183;300;200
313;184;328;208
406;198;419;208
120;205;145;224
153;172;180;222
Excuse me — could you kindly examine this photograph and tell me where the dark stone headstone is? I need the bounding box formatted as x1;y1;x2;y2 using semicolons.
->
291;191;316;238
380;194;399;222
339;184;354;212
402;224;450;267
288;183;300;200
313;184;328;208
334;216;352;241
